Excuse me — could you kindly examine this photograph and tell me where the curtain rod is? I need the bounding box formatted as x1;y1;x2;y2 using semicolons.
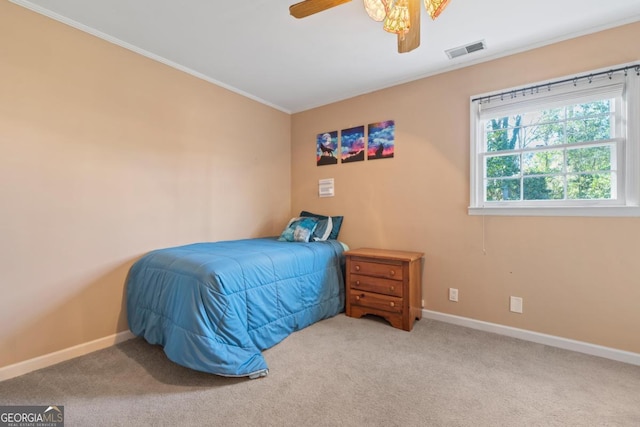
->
472;63;640;104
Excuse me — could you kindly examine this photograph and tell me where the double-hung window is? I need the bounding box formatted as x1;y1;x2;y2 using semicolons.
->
469;64;640;216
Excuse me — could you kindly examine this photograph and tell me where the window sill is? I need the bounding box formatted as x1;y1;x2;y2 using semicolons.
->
468;205;640;217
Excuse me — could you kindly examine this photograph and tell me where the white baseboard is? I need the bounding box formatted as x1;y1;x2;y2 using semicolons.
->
0;330;135;382
3;313;638;382
422;309;640;366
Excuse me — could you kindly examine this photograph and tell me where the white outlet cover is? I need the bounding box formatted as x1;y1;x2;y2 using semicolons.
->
510;296;523;313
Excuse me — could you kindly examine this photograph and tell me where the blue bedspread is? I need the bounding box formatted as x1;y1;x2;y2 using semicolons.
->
126;237;345;378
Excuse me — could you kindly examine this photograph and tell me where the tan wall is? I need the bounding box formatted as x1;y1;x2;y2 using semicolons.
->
292;22;640;353
0;2;291;367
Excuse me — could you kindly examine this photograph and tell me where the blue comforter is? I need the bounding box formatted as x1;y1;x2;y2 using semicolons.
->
126;237;345;378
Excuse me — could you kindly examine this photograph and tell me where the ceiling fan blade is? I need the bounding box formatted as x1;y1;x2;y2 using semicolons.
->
289;0;352;19
398;0;421;53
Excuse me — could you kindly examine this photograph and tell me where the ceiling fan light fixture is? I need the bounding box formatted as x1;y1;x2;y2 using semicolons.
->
290;0;452;53
383;0;410;38
363;0;388;22
424;0;451;20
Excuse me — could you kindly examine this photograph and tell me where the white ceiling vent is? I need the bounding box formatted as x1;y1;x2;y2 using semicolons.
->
445;40;487;59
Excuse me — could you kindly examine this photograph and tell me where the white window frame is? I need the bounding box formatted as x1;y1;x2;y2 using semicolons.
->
469;63;640;217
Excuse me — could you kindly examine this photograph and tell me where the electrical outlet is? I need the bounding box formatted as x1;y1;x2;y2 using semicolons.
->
510;296;523;313
449;288;459;302
421;299;425;308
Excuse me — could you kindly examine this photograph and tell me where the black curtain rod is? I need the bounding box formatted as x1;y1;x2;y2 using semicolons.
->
472;63;640;104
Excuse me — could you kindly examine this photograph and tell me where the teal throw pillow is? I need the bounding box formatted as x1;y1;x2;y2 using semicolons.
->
278;217;319;243
300;211;343;240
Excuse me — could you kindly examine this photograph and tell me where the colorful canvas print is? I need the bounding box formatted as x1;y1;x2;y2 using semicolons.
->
340;125;365;163
317;131;338;166
367;120;395;160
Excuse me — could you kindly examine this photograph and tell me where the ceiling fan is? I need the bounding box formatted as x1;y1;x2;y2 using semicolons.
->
289;0;451;54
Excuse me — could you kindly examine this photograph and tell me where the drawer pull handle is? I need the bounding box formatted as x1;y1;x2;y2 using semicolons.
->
356;280;360;286
389;270;395;276
390;286;395;291
356;294;365;301
355;265;360;271
390;302;395;307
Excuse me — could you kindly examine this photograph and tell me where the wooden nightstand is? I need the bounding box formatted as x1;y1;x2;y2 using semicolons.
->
344;248;424;331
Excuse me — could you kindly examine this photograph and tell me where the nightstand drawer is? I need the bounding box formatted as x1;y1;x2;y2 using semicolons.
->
350;274;403;297
349;259;403;281
349;290;403;314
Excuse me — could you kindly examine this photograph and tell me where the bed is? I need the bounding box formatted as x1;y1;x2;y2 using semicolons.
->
126;236;346;378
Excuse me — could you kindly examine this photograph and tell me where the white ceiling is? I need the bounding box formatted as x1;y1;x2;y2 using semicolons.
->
11;0;640;113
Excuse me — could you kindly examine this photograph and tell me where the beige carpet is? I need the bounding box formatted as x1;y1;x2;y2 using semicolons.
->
1;314;639;426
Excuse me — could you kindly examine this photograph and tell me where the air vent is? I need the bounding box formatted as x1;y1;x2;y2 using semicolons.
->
445;40;487;59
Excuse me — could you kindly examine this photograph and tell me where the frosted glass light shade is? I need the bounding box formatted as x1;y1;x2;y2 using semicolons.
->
424;0;451;19
383;0;410;36
364;0;387;21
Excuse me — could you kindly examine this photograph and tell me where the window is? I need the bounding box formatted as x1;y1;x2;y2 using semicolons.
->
469;64;640;216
